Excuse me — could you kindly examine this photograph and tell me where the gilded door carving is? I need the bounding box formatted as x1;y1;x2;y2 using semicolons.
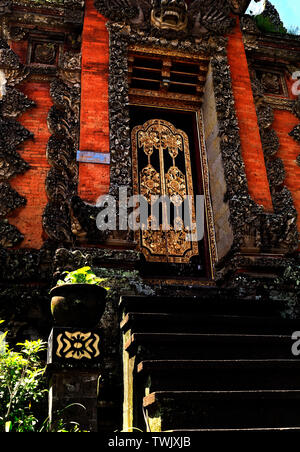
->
131;118;199;263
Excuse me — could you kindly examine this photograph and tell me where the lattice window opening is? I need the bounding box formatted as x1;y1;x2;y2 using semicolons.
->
128;54;208;98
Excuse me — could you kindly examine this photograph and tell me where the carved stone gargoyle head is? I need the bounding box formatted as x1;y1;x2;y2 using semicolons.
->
150;0;188;32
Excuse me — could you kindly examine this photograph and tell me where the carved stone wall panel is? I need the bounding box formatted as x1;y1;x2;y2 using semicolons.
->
63;0;85;24
42;48;93;246
0;116;32;149
266;158;286;188
43;77;80;245
0;219;23;247
0;182;26;216
289;96;300;165
0;0;84;250
209;54;265;254
0;151;29;179
250;72;298;252
40;45;110;246
242;13;299;241
0;87;35;118
0;38;34;248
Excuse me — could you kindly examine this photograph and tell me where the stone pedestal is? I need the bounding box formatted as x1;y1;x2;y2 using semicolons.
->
47;327;102;432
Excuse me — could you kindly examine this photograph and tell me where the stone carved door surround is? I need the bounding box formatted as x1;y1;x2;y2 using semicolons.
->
70;1;298;283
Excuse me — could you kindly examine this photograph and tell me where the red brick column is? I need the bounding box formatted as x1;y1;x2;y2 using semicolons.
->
78;0;110;203
227;18;273;212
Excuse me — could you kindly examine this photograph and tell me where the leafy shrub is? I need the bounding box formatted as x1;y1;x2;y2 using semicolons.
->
56;266;109;287
93;268;155;301
269;265;300;319
0;323;89;432
255;14;286;34
0;330;47;432
56;266;155;301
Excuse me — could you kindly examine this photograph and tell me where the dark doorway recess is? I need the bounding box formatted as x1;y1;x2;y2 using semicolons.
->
130;105;212;281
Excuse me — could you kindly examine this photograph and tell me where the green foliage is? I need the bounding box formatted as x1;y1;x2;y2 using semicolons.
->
0;331;47;432
55;266;155;300
93;268;155;301
269;264;300;319
41;419;85;433
232;263;300;318
255;14;286;34
0;324;89;432
39;403;88;432
56;267;109;289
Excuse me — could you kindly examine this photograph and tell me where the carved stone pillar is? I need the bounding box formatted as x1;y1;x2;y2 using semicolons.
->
47;327;102;432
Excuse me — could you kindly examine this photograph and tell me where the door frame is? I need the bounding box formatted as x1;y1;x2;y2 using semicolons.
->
130;103;217;281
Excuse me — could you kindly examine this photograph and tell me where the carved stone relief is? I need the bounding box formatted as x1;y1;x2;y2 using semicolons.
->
0;38;35;248
94;0;236;37
42;53;81;246
289;95;300;166
250;69;298;252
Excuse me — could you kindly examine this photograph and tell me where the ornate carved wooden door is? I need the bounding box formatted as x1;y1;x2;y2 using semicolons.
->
131;118;199;263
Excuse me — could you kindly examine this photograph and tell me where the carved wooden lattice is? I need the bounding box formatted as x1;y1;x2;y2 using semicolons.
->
132;119;199;263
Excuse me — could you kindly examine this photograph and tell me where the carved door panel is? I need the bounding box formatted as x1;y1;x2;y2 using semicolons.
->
131;118;198;263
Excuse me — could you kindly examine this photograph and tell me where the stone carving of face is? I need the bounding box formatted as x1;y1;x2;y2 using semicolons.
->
151;0;188;32
0;70;7;99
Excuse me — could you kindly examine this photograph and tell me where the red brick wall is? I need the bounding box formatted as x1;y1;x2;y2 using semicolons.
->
227;19;273;212
78;0;110;203
10;40;28;65
228;22;300;249
6;40;51;249
7;0;111;249
8;81;52;249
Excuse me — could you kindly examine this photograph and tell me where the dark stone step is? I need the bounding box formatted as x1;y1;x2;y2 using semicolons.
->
121;312;299;335
125;333;294;359
143;390;300;430
120;295;287;318
137;359;300;391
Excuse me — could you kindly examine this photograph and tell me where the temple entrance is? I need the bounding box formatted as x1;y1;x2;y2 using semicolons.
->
131;117;198;264
130;105;213;280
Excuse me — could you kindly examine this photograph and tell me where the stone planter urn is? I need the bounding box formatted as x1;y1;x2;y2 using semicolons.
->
50;283;107;328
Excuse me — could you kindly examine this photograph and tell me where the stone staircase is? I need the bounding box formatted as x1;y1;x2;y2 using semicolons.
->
120;291;300;432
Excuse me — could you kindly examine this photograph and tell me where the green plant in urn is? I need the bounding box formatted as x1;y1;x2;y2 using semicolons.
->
50;267;109;328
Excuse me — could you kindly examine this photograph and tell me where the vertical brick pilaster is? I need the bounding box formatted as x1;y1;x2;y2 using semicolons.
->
227;19;273;212
78;0;110;203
